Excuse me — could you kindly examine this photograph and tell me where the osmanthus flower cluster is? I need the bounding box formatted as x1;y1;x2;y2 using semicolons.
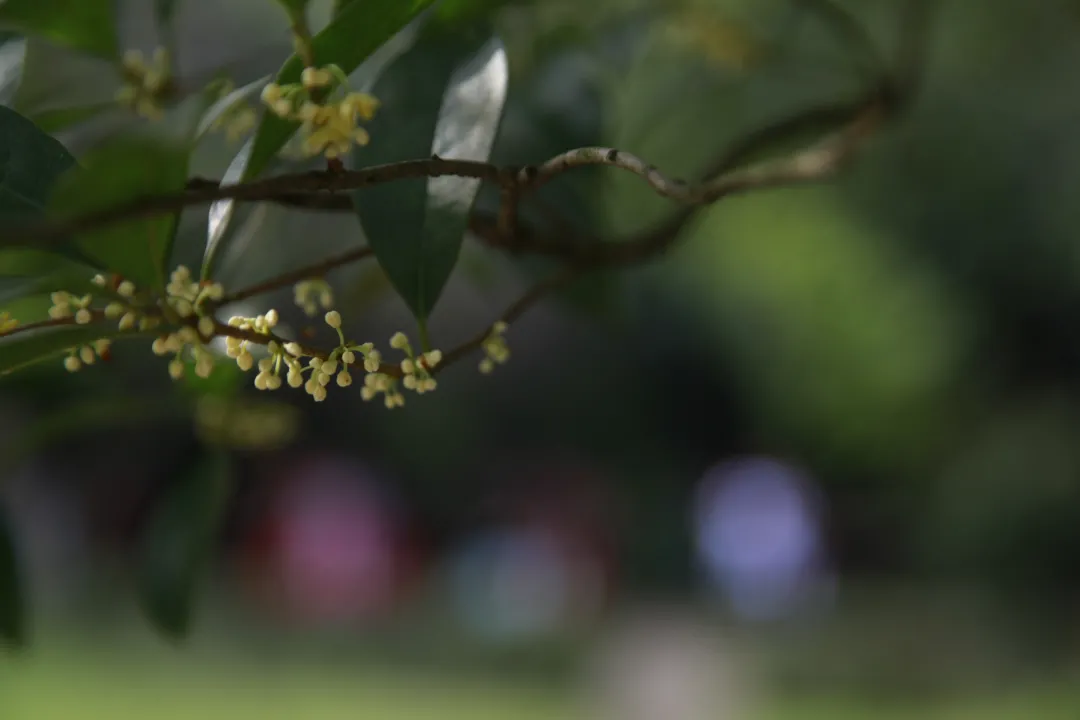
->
203;78;260;143
260;64;380;159
479;321;510;374
293;278;334;316
116;48;172;120
2;263;514;409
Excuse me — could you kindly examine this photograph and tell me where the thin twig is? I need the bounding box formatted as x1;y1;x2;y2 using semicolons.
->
439;266;584;370
216;246;374;306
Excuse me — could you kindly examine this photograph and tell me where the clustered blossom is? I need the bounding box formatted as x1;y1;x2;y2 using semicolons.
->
479;321;510;374
163;265;224;325
153;325;217;380
389;331;441;394
116;47;171;120
293;278;334;316
21;261;506;409
49;291;95;324
63;339;111;373
260;64;380;159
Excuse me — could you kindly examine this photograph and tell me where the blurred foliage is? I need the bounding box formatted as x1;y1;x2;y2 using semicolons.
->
0;0;1076;691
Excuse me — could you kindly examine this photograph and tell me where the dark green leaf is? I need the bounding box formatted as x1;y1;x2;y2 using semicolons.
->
0;247;91;279
330;0;355;18
0;249;112;307
351;22;507;324
0;323;131;376
0;105;75;225
432;0;517;25
48;138;187;291
137;450;232;641
0;0;117;59
0;396;186;478
0;504;25;649
241;0;437;183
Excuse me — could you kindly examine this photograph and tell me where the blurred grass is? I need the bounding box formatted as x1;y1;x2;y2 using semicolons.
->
2;643;1078;720
1;649;568;720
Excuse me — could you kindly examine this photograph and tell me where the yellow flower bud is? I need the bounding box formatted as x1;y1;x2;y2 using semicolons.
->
423;350;442;367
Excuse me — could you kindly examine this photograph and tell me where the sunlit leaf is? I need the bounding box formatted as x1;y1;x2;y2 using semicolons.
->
0;504;24;649
137;449;232;641
0;0;117;59
351;21;508;325
241;0;436;183
0;32;25;105
202;138;252;280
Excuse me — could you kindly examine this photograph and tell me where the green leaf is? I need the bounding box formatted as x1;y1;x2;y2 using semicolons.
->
0;33;25;106
48;93;214;290
202;139;252;280
0;249;110;308
0;323;128;376
28;102;115;135
330;0;355;18
0;105;75;225
0;0;117;59
432;0;517;24
0;504;25;649
350;22;508;324
0;247;91;279
48;138;188;291
137;450;232;641
0;396;186;479
241;0;437;183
